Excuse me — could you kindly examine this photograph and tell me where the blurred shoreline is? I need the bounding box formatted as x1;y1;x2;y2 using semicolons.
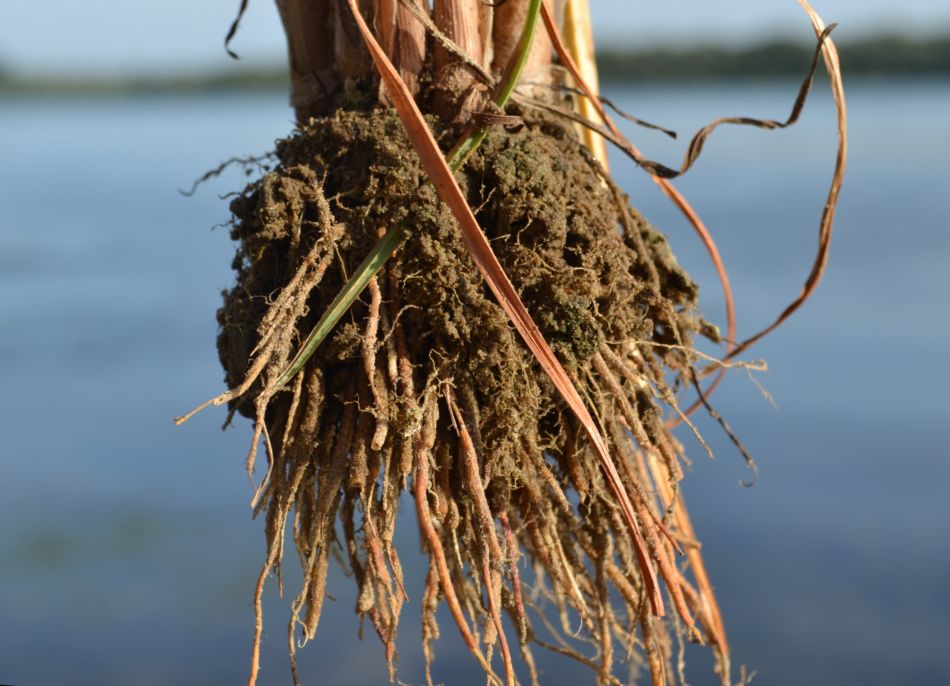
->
597;31;949;81
1;31;947;95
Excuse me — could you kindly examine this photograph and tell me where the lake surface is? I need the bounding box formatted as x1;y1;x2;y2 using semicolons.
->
1;79;948;685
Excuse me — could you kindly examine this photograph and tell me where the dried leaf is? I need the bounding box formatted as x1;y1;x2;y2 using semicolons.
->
726;0;847;359
224;0;250;59
644;24;838;180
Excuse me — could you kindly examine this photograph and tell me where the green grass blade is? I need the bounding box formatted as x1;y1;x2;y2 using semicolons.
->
273;223;409;390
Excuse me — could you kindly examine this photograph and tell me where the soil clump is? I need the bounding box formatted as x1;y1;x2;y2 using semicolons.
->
216;106;721;685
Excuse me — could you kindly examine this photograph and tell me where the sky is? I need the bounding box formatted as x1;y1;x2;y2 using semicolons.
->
1;0;949;75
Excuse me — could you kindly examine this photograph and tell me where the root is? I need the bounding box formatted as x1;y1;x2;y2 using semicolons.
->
181;109;739;686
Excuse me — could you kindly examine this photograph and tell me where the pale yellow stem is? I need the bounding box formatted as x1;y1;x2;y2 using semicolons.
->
562;0;609;167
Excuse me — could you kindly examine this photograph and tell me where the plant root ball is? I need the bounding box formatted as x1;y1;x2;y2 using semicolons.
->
218;107;719;683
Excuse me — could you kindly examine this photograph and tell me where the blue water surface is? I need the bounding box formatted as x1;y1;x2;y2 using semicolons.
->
0;80;947;685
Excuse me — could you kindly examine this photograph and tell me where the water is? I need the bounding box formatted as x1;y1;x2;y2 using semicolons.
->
1;80;947;685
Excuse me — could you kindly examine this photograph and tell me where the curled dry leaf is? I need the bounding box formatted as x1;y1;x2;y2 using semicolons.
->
224;0;250;59
725;0;847;359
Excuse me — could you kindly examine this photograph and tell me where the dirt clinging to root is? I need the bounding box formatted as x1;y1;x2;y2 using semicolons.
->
217;107;726;685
